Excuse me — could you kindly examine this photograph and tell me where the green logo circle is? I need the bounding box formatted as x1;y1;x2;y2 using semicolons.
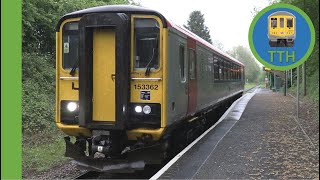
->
248;3;315;70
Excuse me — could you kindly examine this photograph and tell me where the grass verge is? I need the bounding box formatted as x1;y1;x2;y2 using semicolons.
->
245;83;258;90
22;129;70;172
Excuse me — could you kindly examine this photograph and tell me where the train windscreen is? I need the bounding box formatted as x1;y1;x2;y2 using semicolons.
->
134;18;160;70
271;18;277;28
62;22;79;69
287;18;293;28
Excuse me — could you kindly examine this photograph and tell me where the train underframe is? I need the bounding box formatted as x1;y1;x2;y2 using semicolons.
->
269;38;294;47
64;92;243;172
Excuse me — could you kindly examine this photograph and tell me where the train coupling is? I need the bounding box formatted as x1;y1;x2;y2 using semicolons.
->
64;136;86;159
64;136;146;172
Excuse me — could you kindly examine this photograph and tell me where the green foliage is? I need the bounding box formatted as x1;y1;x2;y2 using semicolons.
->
245;83;258;90
227;46;263;83
184;10;212;44
275;0;319;102
22;53;56;133
22;0;131;134
23;136;69;172
22;0;130;55
306;71;319;102
22;0;133;174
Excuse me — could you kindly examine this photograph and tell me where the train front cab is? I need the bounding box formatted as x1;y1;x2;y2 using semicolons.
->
55;12;168;164
268;11;295;47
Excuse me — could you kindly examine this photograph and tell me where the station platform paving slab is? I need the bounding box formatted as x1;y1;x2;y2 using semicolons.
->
155;88;319;179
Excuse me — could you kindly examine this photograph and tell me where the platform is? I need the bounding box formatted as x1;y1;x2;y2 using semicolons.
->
152;88;319;179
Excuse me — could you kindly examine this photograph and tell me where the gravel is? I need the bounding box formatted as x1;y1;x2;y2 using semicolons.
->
22;161;86;179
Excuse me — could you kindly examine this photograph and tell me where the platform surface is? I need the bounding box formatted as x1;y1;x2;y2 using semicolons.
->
155;88;319;179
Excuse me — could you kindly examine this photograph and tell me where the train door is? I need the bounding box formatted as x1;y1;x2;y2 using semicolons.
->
187;38;197;115
78;13;130;129
92;29;116;122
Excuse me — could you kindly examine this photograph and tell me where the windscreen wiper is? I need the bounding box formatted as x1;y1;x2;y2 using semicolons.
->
144;48;156;76
69;60;79;76
144;35;159;76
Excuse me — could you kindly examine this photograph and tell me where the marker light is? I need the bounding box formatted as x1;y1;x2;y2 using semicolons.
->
67;102;77;112
143;105;151;114
135;106;142;113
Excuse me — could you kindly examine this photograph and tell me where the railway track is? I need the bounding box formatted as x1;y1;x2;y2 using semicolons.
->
74;171;99;179
71;88;255;179
73;165;162;179
71;109;227;179
244;85;260;93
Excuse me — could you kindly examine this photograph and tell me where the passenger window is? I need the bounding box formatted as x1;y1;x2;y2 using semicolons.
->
218;59;223;80
280;18;284;28
241;67;245;80
179;44;186;82
226;61;230;81
213;56;219;81
224;60;227;80
189;49;196;80
231;64;234;81
237;65;240;80
220;59;225;80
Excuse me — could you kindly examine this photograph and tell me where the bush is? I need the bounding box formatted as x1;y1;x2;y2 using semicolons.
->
22;53;55;133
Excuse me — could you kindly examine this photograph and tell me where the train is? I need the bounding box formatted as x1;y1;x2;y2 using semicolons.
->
268;11;296;47
55;5;245;171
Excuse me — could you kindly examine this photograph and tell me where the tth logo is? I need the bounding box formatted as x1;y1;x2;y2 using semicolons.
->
249;3;315;71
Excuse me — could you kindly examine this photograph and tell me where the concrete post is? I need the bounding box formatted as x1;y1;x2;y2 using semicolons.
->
290;69;293;87
297;67;300;118
284;71;287;96
302;62;306;96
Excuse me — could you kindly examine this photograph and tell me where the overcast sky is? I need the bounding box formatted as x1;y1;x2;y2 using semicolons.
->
134;0;270;52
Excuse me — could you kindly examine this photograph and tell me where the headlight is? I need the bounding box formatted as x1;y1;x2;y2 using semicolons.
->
135;106;142;113
143;105;151;114
67;102;77;112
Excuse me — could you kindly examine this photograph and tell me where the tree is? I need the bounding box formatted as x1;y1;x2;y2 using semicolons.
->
212;39;224;51
184;10;212;44
22;0;131;133
227;46;262;83
270;0;319;100
22;0;130;55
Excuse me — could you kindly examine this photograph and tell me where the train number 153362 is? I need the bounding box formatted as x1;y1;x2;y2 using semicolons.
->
134;84;158;90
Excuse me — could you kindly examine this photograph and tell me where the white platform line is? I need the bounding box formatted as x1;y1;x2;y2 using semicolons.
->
150;89;258;180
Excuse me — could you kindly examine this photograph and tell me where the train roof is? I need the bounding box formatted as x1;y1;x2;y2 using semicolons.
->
57;4;244;66
168;20;244;66
269;11;295;17
56;5;167;31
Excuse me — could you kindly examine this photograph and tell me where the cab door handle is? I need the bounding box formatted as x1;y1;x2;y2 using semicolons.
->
111;74;115;82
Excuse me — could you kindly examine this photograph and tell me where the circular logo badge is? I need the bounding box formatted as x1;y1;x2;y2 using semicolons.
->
249;3;315;70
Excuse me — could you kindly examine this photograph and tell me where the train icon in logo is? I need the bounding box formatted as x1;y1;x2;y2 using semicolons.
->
268;11;296;47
